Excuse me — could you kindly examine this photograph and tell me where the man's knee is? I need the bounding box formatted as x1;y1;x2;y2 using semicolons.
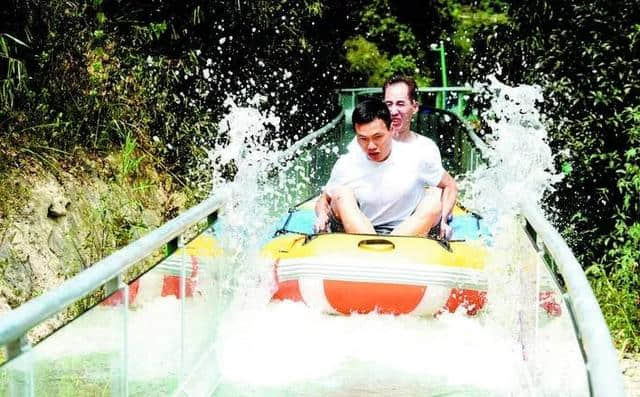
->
414;189;442;221
329;186;357;215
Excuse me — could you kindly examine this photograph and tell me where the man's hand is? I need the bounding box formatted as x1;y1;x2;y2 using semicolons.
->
314;192;332;233
439;218;452;240
314;212;329;233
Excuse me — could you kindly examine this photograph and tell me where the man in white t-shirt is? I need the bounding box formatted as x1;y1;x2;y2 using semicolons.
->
382;76;458;238
314;98;452;236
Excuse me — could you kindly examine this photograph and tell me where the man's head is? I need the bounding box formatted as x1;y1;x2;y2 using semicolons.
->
352;98;393;162
382;76;419;137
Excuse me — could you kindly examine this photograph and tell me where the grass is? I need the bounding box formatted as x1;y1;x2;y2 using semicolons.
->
587;263;640;353
118;130;145;180
0;352;179;396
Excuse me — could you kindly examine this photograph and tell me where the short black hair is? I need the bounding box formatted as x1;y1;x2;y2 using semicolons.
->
383;75;418;102
352;97;391;129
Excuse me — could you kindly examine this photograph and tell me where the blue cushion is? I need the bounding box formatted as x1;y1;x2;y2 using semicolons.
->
450;214;492;244
274;209;316;235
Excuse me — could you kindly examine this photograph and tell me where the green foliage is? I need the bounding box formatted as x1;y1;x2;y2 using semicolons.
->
388;54;420;79
343;0;437;87
0;33;29;109
304;1;324;17
593;105;640;351
345;36;432;87
148;22;167;40
118;131;144;179
0;0;369;180
344;36;389;86
360;0;420;56
588;217;640;351
446;1;509;53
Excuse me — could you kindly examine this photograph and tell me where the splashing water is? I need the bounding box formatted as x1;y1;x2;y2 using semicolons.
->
206;94;325;313
207;96;287;310
457;76;586;396
206;79;587;396
460;75;563;220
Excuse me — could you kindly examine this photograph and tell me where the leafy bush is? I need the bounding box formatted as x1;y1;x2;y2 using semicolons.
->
344;36;426;86
446;1;509;53
343;0;461;88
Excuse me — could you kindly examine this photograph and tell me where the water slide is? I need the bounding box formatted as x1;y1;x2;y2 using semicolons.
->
0;86;625;396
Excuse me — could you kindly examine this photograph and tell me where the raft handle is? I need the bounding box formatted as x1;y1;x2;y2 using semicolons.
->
357;239;395;251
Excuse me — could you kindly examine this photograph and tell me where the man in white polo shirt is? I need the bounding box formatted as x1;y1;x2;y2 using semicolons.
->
314;97;456;237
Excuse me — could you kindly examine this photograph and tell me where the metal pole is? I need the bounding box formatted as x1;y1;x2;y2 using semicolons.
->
439;40;448;89
429;43;449;109
439;41;448;109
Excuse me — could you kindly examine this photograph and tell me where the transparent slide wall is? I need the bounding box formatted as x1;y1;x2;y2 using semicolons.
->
0;229;225;396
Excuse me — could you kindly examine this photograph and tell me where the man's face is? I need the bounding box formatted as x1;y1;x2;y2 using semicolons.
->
355;118;392;162
384;82;418;137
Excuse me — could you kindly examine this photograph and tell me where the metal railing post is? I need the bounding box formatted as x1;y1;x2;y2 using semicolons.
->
105;275;129;397
7;336;33;397
178;234;186;387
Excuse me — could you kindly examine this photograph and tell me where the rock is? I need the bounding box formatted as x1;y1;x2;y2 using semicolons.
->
0;297;11;315
48;228;66;257
620;352;640;397
165;192;187;218
142;209;161;229
48;197;70;218
1;258;33;308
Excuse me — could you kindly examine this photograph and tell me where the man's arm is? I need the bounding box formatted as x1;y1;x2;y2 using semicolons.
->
314;192;332;233
437;171;458;239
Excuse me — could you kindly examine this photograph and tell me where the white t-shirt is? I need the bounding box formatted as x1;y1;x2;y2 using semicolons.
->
325;139;444;231
346;133;443;166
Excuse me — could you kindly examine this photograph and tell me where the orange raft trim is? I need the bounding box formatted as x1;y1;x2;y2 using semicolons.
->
270;278;561;317
271;277;488;316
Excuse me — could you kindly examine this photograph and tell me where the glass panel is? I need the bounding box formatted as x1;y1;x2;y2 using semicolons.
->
0;346;35;396
416;106;467;177
279;123;351;207
2;287;128;396
176;229;225;395
533;263;590;395
124;261;180;395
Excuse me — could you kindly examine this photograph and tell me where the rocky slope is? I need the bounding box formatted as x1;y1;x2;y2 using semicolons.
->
0;153;192;342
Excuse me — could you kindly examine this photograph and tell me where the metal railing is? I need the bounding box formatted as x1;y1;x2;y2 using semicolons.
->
339;86;472;126
0;112;346;359
279;111;345;160
0;110;347;396
519;202;625;396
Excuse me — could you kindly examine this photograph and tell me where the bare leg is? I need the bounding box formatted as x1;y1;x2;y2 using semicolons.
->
391;187;442;236
330;186;376;234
